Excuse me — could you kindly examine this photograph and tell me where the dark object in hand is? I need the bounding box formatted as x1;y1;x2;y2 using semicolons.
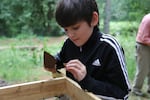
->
44;51;56;73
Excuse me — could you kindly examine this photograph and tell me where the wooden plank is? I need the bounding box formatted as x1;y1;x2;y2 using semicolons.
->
0;77;101;100
0;77;66;100
65;78;101;100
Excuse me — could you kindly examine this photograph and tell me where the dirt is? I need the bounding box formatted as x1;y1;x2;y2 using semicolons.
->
0;35;67;47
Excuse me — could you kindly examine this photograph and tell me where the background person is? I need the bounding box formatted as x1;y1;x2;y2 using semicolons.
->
132;13;150;96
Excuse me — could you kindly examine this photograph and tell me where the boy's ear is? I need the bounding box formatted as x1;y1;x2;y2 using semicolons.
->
91;12;99;27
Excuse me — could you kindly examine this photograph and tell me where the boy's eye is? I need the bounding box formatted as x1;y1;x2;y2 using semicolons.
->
72;26;79;30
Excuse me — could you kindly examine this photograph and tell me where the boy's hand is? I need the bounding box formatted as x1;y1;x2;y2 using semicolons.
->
65;59;87;81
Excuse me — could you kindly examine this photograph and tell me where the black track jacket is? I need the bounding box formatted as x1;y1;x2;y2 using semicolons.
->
55;28;131;100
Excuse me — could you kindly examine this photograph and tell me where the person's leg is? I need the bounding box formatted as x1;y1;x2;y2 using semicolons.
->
146;46;150;93
147;73;150;93
132;43;149;95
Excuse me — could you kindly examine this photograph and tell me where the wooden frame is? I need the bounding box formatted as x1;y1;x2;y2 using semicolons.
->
0;77;101;100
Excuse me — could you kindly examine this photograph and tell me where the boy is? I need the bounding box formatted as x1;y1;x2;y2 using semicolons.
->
47;0;131;99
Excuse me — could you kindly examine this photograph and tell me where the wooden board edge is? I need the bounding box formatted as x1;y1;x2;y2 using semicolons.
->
65;77;101;100
0;77;101;100
0;77;66;100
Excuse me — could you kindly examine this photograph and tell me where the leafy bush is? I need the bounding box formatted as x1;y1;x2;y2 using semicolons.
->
0;0;62;37
110;21;139;36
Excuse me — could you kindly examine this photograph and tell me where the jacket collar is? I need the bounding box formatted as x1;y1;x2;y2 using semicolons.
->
81;27;100;51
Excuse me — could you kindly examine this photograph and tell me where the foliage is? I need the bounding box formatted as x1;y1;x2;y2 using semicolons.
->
0;0;62;37
0;0;149;37
127;0;150;21
109;21;139;36
110;0;128;21
97;0;150;21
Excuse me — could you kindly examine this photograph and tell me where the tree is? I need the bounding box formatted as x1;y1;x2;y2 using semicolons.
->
103;0;111;34
127;0;150;21
0;0;61;37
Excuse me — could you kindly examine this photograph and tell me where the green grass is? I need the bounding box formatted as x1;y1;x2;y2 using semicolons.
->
0;49;41;82
116;34;136;81
0;36;63;83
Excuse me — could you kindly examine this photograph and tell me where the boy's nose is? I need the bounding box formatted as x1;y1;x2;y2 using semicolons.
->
67;31;75;38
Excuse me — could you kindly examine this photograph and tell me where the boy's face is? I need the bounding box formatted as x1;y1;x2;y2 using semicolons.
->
63;21;94;47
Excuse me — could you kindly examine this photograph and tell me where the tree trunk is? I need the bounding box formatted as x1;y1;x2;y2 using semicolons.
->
103;0;111;34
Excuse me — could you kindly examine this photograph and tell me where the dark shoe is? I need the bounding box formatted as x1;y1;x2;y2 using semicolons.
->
132;90;144;96
147;90;150;94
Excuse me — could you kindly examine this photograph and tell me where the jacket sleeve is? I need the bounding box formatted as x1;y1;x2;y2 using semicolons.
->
79;74;127;99
79;47;130;99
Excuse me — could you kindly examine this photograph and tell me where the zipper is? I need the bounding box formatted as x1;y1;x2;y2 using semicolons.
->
80;47;82;52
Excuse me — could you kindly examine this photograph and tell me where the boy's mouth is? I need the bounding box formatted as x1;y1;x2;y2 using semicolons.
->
72;38;79;42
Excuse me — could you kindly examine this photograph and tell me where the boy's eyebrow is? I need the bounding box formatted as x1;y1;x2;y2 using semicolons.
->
71;21;82;26
63;21;83;29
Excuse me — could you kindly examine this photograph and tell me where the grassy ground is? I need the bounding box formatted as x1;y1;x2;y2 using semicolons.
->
0;36;66;83
0;34;150;99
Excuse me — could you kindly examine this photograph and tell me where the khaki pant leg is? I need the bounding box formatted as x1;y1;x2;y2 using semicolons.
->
146;46;150;91
133;43;150;90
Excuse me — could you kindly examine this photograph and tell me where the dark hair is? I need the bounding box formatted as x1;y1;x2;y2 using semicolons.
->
55;0;99;27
